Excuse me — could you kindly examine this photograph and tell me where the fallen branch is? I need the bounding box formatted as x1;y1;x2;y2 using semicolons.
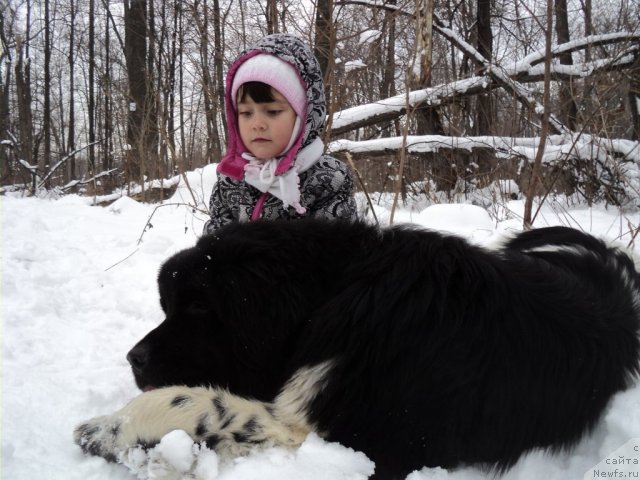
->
38;141;101;189
329;134;640;164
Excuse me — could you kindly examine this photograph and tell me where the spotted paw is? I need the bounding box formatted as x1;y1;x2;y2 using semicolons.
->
74;415;128;462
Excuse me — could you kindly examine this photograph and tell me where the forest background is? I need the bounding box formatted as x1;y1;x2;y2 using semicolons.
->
1;0;639;227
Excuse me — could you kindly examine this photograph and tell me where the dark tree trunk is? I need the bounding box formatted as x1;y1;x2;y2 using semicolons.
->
124;0;148;183
43;0;51;178
89;0;96;175
314;0;333;112
555;0;577;130
476;0;493;135
67;0;76;181
15;36;34;171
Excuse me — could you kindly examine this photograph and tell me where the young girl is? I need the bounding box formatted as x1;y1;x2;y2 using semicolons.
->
203;34;358;234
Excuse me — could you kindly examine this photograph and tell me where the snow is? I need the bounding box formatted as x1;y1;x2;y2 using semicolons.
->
345;60;368;73
3;163;640;479
359;30;382;45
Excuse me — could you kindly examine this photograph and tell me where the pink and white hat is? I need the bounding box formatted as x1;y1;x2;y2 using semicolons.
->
230;54;307;154
230;54;307;119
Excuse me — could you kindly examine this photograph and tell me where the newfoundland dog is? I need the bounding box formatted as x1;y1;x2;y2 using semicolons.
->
75;219;640;478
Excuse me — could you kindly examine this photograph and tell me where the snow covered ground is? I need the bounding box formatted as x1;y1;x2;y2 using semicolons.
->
3;164;640;480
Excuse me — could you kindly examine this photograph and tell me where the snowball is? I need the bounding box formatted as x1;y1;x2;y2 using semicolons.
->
155;429;196;473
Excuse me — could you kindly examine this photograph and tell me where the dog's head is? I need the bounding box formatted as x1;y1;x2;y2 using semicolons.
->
126;219;378;400
127;225;318;401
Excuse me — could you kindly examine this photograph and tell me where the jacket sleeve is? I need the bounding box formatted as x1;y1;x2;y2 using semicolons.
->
203;175;236;235
305;157;358;222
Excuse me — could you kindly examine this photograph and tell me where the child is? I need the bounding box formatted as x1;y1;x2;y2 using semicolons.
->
203;34;358;234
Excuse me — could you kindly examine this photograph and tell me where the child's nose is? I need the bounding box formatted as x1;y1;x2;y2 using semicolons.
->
252;115;267;130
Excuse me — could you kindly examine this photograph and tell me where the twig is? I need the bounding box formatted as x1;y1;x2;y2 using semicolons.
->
345;152;379;225
104;248;140;272
137;202;208;245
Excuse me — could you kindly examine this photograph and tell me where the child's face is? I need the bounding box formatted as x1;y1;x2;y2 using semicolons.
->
237;88;297;160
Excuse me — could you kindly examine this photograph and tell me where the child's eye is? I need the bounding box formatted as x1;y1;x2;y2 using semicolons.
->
267;110;283;116
238;111;252;118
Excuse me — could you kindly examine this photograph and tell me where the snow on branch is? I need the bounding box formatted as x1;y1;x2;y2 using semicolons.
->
38;141;101;189
331;77;486;134
329;134;640;166
329;41;638;135
62;168;118;192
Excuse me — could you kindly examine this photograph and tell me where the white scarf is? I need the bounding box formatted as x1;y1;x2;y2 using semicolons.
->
243;137;324;214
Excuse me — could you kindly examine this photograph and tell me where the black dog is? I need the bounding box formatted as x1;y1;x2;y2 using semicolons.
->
75;219;640;479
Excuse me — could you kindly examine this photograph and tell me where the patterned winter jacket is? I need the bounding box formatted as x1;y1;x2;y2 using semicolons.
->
203;34;357;235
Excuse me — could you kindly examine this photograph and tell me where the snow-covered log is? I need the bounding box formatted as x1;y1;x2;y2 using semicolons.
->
329;134;640;165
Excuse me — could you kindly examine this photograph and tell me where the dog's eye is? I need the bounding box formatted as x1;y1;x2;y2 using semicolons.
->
187;300;209;314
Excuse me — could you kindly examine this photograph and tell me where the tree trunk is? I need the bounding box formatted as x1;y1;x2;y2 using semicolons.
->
413;0;446;191
67;0;76;181
15;36;34;171
193;0;221;163
314;0;333;114
165;0;179;174
103;3;112;175
178;0;187;171
89;0;96;176
555;0;577;130
124;0;148;184
43;0;51;178
629;55;640;140
476;0;493;135
414;0;443;136
0;53;11;183
213;0;227;142
382;0;399;136
267;0;279;34
147;0;159;184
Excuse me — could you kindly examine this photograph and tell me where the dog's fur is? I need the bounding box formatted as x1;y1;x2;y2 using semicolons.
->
75;220;640;479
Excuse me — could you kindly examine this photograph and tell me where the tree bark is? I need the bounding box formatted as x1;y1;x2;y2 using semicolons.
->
124;0;148;183
629;55;640;140
267;0;278;34
314;0;333;114
476;0;493;135
43;0;51;178
89;0;96;175
103;2;113;175
414;0;443;136
15;35;34;171
193;0;221;163
67;0;77;181
555;0;577;130
213;0;227;141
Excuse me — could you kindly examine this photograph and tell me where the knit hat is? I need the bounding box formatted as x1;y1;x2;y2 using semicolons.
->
231;54;307;120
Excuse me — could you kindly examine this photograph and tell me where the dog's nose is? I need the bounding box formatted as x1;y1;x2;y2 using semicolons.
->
127;344;149;373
